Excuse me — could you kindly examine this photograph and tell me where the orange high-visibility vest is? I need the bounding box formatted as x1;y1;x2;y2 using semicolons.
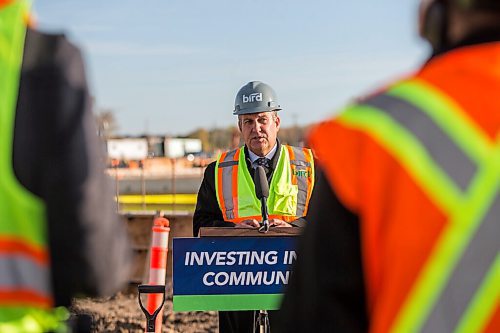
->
309;43;500;333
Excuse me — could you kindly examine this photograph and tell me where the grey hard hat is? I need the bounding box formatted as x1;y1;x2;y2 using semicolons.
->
233;81;282;115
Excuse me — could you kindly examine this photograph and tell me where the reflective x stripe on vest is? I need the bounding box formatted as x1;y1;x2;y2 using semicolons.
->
215;145;314;223
0;1;67;331
339;78;499;332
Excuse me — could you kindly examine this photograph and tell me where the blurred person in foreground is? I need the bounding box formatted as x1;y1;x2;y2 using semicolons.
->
277;0;500;332
193;81;315;332
0;0;131;332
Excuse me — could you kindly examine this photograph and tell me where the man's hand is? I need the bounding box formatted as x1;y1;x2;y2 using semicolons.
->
234;219;260;228
269;218;292;228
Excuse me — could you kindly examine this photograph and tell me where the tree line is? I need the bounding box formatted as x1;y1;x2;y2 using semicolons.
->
184;125;312;152
95;109;312;153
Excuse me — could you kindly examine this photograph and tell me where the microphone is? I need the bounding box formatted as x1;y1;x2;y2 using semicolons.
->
254;166;269;233
254;165;269;199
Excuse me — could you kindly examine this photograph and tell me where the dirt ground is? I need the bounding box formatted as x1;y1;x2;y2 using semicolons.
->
72;214;219;332
71;282;218;333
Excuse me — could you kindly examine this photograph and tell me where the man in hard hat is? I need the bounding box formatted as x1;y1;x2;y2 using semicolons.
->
193;81;315;332
0;1;131;331
277;0;500;332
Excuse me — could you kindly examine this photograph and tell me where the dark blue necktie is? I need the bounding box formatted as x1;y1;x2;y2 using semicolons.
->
255;157;271;170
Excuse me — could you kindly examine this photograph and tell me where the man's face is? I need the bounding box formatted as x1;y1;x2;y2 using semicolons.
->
238;112;280;157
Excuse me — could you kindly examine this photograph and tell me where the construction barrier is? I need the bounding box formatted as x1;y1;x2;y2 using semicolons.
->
117;193;198;205
146;216;170;333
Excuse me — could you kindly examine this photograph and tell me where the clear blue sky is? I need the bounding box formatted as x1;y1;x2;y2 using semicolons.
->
33;0;429;136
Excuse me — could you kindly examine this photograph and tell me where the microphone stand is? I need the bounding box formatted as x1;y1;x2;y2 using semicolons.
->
253;166;270;332
256;309;270;333
258;195;269;233
256;194;270;332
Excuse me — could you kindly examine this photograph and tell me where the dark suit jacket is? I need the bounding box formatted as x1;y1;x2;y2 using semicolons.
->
13;28;131;306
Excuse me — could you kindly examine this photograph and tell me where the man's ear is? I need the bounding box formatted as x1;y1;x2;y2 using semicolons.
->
238;118;242;132
275;115;281;131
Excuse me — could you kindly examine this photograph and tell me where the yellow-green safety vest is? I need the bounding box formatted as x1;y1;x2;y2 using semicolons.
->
215;145;314;223
0;0;69;331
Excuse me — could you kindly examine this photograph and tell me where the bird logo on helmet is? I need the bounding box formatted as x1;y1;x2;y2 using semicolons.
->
233;81;282;115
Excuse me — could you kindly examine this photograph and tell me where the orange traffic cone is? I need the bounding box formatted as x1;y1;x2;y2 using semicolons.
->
145;216;170;333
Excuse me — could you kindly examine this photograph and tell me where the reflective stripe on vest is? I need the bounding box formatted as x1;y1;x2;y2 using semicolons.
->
0;237;52;306
216;148;240;220
0;1;64;331
285;145;315;216
339;78;499;333
215;145;314;223
363;93;477;192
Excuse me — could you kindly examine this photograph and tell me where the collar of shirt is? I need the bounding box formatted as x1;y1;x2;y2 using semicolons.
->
248;143;277;168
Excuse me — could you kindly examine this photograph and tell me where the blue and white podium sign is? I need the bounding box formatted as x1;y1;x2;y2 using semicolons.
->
173;236;298;311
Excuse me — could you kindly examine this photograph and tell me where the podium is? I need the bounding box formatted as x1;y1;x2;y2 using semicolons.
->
173;227;302;332
172;227;302;310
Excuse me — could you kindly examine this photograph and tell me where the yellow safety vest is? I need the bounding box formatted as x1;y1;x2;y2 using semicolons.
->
0;1;68;331
215;145;314;223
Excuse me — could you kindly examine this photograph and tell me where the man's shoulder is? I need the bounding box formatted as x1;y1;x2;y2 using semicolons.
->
282;144;310;149
282;144;313;156
216;146;246;162
203;160;217;175
207;146;246;167
25;29;81;67
222;147;242;154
